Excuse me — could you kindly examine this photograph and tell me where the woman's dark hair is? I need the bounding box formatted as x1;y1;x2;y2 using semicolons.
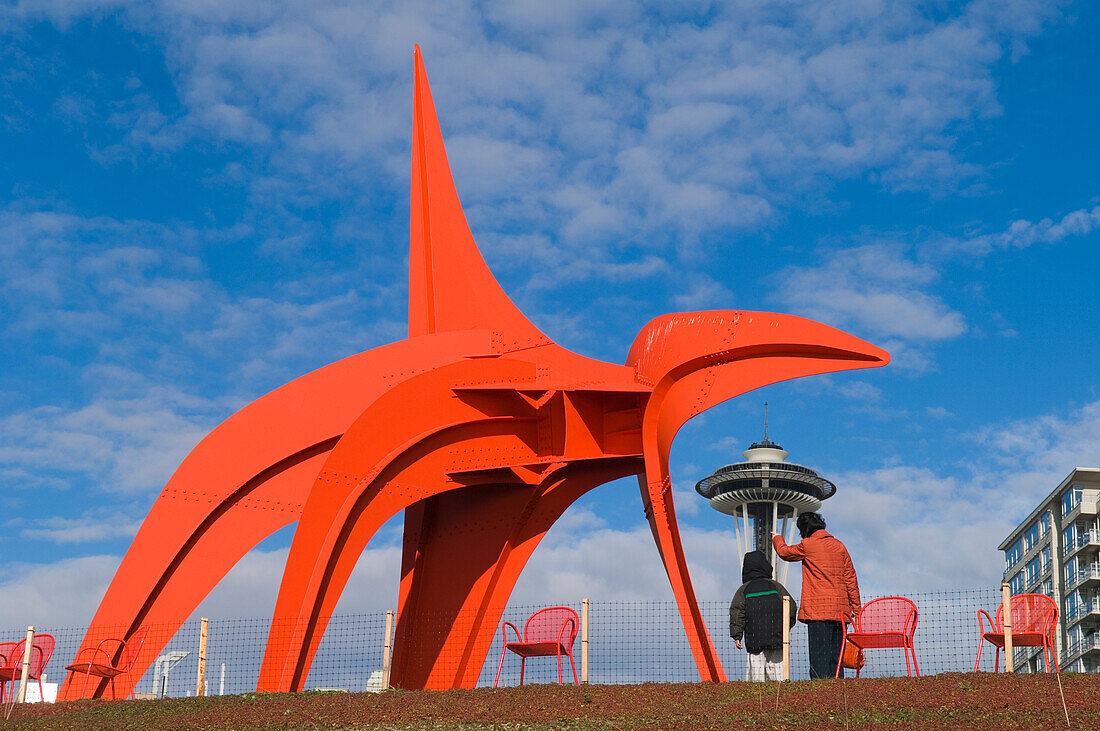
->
797;512;826;539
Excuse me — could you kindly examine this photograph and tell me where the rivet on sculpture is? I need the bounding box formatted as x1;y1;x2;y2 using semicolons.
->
62;46;889;698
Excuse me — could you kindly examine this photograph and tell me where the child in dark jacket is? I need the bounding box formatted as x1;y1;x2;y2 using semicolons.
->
730;550;798;681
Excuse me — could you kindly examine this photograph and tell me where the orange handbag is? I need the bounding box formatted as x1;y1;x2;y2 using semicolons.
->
842;640;865;670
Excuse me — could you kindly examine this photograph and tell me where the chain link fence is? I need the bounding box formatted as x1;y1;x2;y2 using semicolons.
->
8;586;1088;699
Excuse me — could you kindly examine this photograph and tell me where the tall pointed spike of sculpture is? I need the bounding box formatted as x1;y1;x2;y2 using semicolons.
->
409;45;546;342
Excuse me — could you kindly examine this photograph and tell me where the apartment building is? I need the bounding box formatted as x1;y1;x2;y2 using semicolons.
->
999;468;1100;673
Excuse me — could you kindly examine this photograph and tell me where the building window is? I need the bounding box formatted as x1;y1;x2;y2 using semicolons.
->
1025;522;1041;552
1065;556;1078;585
1038;514;1050;537
1005;539;1023;568
1064;524;1077;552
1063;486;1083;516
1042;578;1053;597
1026;557;1041;586
1069;624;1082;649
1067;590;1081;619
1009;571;1026;595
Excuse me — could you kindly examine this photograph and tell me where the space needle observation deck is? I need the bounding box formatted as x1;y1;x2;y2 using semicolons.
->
695;432;836;580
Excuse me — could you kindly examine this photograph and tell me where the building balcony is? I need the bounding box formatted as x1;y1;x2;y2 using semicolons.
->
1067;566;1100;591
1064;633;1100;664
1066;599;1100;627
1066;531;1100;560
1063;499;1099;525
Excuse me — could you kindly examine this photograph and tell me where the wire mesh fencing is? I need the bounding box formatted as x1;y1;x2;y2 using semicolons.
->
2;585;1080;699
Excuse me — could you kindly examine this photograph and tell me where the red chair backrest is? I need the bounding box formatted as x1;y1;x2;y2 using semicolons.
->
116;626;149;672
523;607;579;648
5;635;55;678
997;593;1057;634
857;596;918;637
0;642;17;667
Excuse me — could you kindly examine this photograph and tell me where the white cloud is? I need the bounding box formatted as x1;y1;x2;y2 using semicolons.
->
0;388;221;495
671;273;734;310
8;0;1065;266
0;555;119;629
15;512;142;544
937;204;1100;257
826;398;1100;593
773;244;966;342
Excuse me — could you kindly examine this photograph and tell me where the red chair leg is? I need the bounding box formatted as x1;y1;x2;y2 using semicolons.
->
557;651;563;685
1043;641;1060;674
110;676;116;700
493;647;508;688
910;643;921;677
519;658;525;686
974;639;984;672
994;648;1000;673
569;652;579;685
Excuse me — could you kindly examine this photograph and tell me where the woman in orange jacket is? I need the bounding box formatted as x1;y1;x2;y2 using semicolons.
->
773;512;861;678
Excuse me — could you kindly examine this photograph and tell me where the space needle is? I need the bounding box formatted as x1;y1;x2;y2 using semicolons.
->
695;406;836;582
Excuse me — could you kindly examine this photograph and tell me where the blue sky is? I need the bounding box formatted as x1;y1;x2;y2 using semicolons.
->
1;0;1098;628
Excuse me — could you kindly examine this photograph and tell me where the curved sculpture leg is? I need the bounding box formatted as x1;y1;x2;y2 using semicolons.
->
392;459;641;689
62;332;493;700
257;422;538;691
391;483;542;690
627;311;891;683
638;469;725;681
256;358;542;691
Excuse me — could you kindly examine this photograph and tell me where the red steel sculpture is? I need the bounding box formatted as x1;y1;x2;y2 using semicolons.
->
62;46;889;698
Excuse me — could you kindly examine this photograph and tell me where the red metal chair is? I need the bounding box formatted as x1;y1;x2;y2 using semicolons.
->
0;634;55;703
64;625;149;699
974;593;1059;672
836;596;920;678
493;607;579;687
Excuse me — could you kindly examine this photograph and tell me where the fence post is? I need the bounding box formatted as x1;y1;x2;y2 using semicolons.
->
382;610;394;690
197;617;208;697
1002;583;1014;672
581;598;589;684
781;596;791;681
219;662;225;696
17;626;33;703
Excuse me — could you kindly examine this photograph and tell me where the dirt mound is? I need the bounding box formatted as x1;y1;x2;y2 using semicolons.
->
6;672;1096;730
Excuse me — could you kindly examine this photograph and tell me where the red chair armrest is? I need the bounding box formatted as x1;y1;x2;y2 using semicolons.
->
976;609;995;635
501;621;522;645
557;618;576;649
72;646;115;668
95;638;127;667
